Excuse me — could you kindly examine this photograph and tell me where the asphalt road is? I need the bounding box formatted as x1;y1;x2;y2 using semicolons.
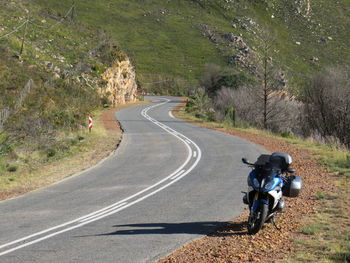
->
0;97;265;263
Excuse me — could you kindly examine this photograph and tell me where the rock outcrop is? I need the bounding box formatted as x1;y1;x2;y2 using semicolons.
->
295;0;311;17
101;57;138;105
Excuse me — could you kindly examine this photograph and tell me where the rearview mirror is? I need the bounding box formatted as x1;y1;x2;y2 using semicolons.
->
242;158;249;164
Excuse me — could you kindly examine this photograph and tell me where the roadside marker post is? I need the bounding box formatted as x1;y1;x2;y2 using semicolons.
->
88;115;93;132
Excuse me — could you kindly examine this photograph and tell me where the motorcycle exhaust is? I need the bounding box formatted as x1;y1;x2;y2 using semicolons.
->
277;199;285;212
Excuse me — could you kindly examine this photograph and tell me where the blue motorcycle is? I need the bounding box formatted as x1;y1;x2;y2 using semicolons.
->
242;152;302;234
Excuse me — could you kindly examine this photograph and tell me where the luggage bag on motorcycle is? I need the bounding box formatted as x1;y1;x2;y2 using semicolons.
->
282;175;302;197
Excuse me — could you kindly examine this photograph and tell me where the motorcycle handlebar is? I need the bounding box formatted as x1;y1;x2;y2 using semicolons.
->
242;158;254;165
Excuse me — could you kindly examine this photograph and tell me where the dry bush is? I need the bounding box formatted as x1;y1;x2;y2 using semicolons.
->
303;67;350;148
215;87;302;133
266;94;303;134
215;87;259;125
186;88;214;120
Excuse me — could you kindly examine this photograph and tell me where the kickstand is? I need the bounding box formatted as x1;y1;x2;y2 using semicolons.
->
272;216;281;231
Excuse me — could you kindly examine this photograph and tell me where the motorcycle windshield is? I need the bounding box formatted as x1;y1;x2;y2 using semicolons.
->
259;166;281;192
260;166;276;180
248;165;281;192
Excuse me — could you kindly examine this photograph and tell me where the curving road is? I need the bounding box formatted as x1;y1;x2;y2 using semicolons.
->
0;97;265;262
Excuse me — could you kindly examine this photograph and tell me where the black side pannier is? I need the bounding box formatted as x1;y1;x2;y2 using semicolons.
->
283;175;302;197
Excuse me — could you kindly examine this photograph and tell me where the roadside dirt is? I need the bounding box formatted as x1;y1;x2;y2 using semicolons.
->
158;103;336;263
101;107;123;132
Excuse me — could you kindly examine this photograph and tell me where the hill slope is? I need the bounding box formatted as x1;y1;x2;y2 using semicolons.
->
0;0;137;177
31;0;350;87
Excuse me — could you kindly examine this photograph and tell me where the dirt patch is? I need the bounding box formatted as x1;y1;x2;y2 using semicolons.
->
101;107;123;132
159;107;336;263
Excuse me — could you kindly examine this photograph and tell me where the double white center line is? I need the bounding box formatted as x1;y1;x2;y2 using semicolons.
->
0;98;202;257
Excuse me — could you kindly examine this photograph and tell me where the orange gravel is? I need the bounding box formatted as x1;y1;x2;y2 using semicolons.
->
158;105;335;263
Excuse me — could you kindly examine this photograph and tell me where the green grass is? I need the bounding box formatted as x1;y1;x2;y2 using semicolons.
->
24;0;349;87
300;222;333;236
315;191;339;201
1;0;349;93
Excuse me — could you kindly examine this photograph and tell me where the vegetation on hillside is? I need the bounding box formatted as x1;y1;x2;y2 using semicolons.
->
26;0;350;149
0;1;126;177
30;0;350;90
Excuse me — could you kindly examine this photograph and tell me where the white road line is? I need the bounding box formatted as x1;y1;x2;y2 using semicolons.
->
0;98;202;256
169;111;175;119
78;202;128;223
193;151;197;158
170;169;186;180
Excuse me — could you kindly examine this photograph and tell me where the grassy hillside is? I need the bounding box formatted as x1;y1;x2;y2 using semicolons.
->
0;0;120;176
30;0;350;87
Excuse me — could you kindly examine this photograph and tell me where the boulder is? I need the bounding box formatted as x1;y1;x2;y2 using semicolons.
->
101;57;138;105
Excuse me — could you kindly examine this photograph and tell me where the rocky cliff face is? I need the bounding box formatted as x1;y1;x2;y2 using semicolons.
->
295;0;311;17
101;57;138;105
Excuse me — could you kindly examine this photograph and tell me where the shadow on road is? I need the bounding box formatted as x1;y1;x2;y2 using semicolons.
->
92;220;248;237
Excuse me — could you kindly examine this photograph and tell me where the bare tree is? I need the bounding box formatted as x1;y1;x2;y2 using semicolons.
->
254;29;286;129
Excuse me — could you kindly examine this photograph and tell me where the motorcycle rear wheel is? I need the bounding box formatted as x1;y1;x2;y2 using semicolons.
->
248;203;268;235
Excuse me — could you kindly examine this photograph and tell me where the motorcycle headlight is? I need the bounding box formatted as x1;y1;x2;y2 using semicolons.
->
252;178;260;189
264;180;275;191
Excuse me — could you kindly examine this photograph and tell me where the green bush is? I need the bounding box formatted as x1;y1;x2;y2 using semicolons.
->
0;159;7;173
195;112;205;119
224;106;235;124
280;131;295;139
205;111;215;122
46;148;56;158
69;138;79;146
136;95;144;101
0;142;13;155
6;164;18;172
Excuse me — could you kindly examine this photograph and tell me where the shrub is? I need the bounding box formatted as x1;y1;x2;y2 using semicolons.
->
46;148;56;158
6;164;18;172
214;87;260;126
69;138;78;146
303;67;350;149
200;63;252;98
280;131;294;139
214;87;303;133
224;106;235;125
186;88;212;118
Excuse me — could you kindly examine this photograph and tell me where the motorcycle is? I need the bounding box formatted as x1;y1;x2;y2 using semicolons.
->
242;152;302;234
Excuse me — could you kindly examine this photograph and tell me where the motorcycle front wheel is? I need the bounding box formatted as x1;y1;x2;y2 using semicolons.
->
247;203;268;235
